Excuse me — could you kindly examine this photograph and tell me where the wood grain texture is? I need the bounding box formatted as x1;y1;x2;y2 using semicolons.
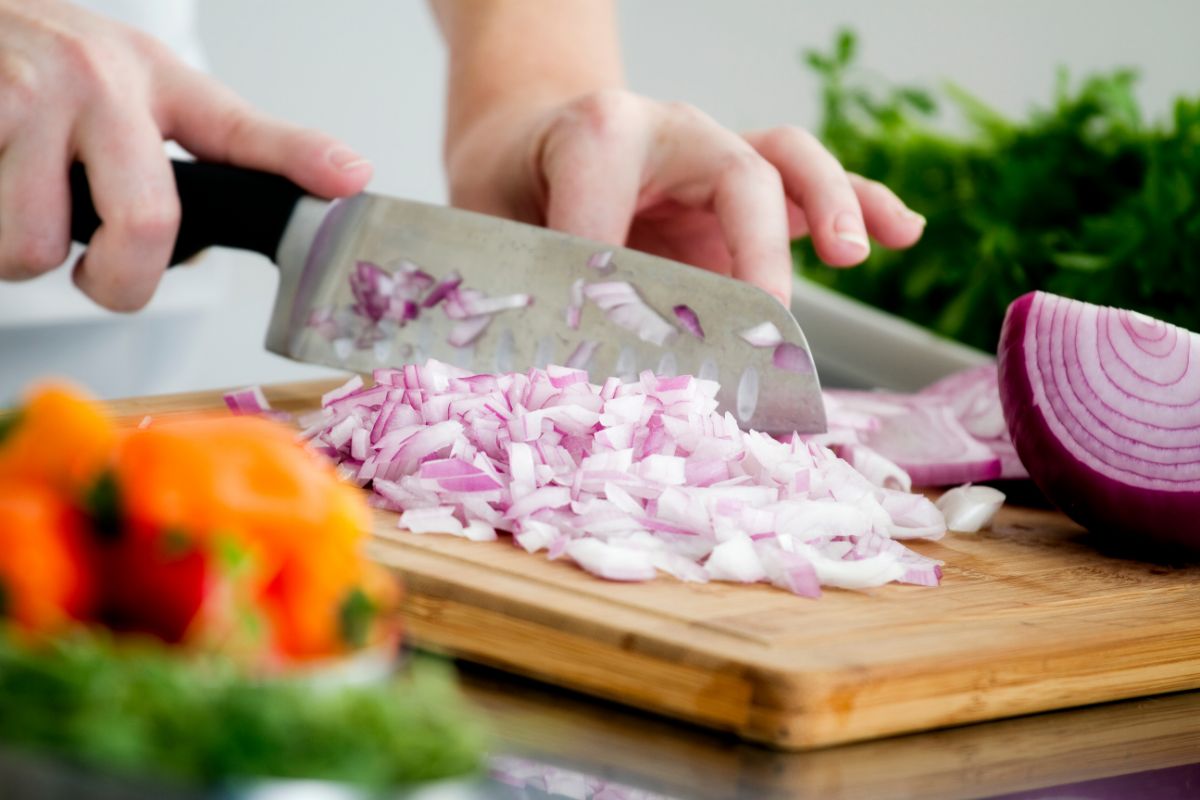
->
107;382;1200;750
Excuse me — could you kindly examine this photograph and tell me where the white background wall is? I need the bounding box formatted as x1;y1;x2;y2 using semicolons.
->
4;1;1200;399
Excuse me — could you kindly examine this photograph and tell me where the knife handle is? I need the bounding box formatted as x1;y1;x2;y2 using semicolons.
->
68;159;307;265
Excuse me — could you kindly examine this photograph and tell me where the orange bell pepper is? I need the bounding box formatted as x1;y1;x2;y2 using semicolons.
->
111;415;397;660
0;383;116;499
0;480;95;633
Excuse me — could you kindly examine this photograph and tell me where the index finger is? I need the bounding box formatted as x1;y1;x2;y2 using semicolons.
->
161;67;372;199
709;149;794;304
745;126;870;268
72;110;179;311
654;107;794;304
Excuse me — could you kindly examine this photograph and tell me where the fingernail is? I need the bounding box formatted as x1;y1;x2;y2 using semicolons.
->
328;146;371;172
899;206;927;226
834;212;870;253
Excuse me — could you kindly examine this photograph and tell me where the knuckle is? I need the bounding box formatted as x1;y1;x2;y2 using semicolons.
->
121;203;180;241
662;100;708;123
859;175;890;195
101;290;152;313
0;235;69;277
847;172;892;203
125;28;170;64
760;124;817;155
114;200;180;243
210;99;255;150
0;53;40;114
718;147;780;187
84;267;156;312
564;89;634;138
50;31;104;84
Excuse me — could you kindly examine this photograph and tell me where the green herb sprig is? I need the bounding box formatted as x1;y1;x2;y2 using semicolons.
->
0;627;486;790
796;30;1200;352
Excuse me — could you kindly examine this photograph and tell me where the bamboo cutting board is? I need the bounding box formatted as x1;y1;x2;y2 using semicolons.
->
109;380;1200;750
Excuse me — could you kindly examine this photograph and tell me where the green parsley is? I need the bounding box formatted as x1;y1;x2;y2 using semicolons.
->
0;627;486;790
796;30;1200;352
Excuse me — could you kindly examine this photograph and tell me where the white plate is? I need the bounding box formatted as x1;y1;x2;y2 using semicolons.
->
790;277;992;391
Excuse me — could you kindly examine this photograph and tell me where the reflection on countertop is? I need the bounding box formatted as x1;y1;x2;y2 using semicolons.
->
460;661;1200;800
4;660;1198;799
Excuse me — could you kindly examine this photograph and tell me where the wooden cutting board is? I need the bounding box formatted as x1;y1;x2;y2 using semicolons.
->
108;380;1200;751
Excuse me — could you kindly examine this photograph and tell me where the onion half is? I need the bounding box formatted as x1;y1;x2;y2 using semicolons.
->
998;291;1200;548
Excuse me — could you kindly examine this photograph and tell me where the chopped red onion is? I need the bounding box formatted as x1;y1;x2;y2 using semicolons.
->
935;484;1005;533
587;250;616;274
672;305;705;340
738;321;783;348
565;278;585;330
818;364;1028;487
565;538;657;581
312;360;946;597
348;260;393;323
309;259;537;357
305;307;344;340
445;289;532;318
773;343;813;374
421;270;463;308
448;315;492;348
705;536;766;582
223;386;270;416
583;282;676;346
920;364;1027;480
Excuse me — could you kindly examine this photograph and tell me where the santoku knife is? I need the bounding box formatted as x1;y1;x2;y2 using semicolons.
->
68;160;825;433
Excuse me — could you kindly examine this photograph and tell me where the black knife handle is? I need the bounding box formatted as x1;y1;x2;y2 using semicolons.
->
68;159;307;266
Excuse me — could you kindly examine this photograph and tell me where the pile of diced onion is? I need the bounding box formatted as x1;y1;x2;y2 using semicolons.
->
303;360;948;596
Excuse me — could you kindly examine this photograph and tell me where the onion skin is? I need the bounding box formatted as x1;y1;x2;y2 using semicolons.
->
998;291;1200;549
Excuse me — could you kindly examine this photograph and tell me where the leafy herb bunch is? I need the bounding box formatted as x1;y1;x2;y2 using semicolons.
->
796;31;1200;352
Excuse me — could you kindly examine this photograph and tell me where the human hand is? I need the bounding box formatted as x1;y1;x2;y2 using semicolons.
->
0;0;372;310
445;89;925;305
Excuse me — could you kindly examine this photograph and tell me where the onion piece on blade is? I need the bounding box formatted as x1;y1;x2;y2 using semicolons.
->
773;343;814;374
738;321;782;348
565;278;585;330
587;250;616;274
998;291;1200;549
673;305;705;340
583;282;676;346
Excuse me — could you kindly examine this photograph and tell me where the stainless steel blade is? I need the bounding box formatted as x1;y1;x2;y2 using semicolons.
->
268;194;825;434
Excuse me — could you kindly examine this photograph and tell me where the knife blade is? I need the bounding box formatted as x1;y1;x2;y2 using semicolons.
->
69;160;825;434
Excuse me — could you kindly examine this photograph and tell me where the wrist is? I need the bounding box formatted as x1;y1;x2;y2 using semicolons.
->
431;0;625;173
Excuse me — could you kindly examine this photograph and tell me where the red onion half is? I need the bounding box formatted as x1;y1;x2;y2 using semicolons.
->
999;291;1200;548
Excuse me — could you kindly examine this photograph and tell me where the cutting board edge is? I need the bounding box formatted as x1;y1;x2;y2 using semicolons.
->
743;624;1200;748
370;534;1200;749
